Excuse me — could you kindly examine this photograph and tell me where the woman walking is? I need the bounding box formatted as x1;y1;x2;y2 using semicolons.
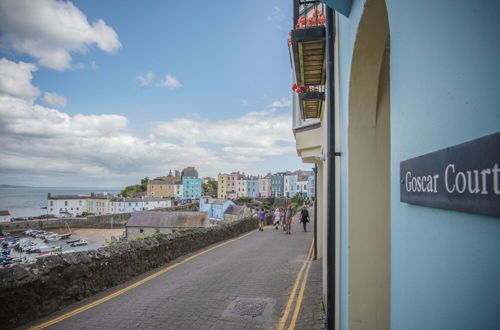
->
273;208;280;230
258;208;266;231
285;206;293;235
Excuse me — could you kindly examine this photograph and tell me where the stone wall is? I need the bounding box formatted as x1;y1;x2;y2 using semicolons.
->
0;213;132;233
0;215;261;328
0;204;199;233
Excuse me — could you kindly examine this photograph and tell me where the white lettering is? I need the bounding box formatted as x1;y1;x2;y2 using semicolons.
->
455;172;466;193
411;177;417;192
416;177;422;192
467;170;480;194
493;164;500;194
481;168;491;194
445;164;455;193
405;172;412;192
421;176;427;192
433;174;439;192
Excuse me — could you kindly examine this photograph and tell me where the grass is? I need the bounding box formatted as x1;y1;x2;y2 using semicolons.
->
105;228;196;246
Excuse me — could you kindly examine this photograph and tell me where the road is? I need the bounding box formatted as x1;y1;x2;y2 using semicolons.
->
25;215;322;330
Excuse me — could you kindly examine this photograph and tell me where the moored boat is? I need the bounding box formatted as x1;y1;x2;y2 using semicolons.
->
70;239;88;247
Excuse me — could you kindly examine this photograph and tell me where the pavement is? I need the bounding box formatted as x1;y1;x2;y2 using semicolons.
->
23;211;325;330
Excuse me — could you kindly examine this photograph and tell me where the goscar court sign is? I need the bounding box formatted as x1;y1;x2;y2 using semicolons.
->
400;132;500;218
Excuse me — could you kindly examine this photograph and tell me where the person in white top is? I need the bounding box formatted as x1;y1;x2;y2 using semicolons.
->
273;208;281;230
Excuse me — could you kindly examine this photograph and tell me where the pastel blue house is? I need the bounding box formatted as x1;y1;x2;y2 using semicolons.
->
246;178;259;198
182;177;202;199
199;197;235;221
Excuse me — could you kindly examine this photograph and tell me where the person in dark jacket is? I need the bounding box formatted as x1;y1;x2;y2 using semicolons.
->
299;206;310;232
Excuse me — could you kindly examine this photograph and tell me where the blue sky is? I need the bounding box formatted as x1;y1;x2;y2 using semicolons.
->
0;0;311;187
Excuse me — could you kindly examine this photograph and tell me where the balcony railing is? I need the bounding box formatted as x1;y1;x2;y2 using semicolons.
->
289;0;326;87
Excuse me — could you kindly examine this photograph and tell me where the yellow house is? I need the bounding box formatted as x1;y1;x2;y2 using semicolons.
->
217;173;228;199
147;180;176;198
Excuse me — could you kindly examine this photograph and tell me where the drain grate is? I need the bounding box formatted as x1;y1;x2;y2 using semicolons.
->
232;298;268;317
222;297;276;321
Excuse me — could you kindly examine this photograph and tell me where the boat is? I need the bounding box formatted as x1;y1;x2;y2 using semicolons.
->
66;239;81;244
1;250;11;256
44;234;61;242
58;233;72;240
70;239;88;247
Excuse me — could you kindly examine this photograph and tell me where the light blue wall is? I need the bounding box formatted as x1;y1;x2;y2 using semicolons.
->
335;0;500;329
387;1;500;329
182;178;202;199
247;179;259;198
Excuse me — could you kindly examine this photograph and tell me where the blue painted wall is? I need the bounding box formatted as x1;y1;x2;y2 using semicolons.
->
247;179;259;198
182;178;202;199
335;0;500;329
337;0;500;330
387;1;500;329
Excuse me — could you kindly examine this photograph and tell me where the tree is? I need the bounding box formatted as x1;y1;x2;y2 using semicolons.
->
120;177;149;197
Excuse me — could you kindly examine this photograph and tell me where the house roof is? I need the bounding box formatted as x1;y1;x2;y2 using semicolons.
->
0;210;10;216
126;211;207;228
181;167;198;178
224;205;245;215
47;194;90;200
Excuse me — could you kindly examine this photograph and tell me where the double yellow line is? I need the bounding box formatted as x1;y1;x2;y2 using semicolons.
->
278;239;314;330
30;230;256;330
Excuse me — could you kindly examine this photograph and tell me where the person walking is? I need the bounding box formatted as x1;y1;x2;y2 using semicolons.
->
258;208;266;231
299;205;310;232
280;208;286;231
273;208;280;230
285;206;293;235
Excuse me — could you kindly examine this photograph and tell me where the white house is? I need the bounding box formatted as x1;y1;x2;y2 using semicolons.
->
297;180;309;198
174;184;183;199
109;197;125;214
0;210;11;222
47;193;89;217
143;198;172;210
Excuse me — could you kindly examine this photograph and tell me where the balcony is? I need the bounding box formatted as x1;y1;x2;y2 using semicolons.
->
289;1;326;87
295;85;325;119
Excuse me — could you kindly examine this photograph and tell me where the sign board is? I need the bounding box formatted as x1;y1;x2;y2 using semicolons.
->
400;132;500;218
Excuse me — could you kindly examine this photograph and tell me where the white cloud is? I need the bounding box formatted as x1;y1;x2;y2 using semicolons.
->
0;58;40;100
90;61;98;70
0;0;121;70
160;74;182;89
136;71;154;86
42;92;67;107
0;94;296;185
151;110;295;158
268;97;292;108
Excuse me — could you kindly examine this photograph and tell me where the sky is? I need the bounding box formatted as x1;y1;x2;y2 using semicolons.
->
0;0;310;188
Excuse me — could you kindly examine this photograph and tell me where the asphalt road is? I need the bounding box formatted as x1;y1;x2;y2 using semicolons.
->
25;217;314;330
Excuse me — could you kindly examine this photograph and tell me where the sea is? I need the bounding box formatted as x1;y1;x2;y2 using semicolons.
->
0;187;121;218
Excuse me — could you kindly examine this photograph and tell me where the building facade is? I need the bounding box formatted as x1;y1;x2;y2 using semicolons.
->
246;177;259;198
147;180;176;198
199;197;235;221
47;194;89;217
217;173;228;199
270;173;285;197
258;175;271;198
290;1;500;329
235;178;247;198
86;195;110;215
181;166;202;200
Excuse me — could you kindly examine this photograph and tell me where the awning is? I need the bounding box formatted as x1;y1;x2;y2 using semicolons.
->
319;0;352;17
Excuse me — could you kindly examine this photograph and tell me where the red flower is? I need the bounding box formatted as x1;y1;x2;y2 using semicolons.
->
292;83;298;91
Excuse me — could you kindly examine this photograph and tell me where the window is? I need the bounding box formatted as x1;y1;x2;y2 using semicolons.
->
50;201;53;206
65;201;68;206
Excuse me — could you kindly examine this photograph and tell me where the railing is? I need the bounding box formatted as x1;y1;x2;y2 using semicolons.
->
293;0;326;30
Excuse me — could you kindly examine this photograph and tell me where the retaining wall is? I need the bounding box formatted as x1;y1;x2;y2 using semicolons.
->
0;215;264;328
0;213;131;233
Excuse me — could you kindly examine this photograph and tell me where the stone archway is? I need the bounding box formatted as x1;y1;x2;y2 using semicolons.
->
347;0;391;329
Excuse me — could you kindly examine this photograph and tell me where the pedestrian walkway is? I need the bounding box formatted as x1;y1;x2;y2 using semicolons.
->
24;211;325;330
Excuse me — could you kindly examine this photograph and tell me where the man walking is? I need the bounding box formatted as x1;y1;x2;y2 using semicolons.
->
299;206;310;232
